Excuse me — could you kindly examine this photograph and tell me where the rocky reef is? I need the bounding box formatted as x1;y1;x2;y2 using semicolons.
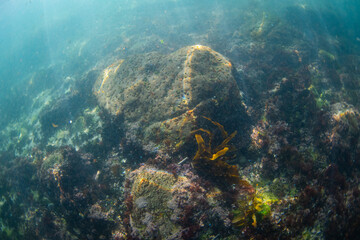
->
0;2;360;239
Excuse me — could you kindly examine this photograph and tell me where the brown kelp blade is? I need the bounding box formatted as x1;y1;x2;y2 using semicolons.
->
203;116;228;139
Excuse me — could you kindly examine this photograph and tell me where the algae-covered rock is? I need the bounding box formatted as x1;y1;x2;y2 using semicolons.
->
39;147;96;195
324;103;360;173
94;45;248;153
129;167;178;239
126;164;233;239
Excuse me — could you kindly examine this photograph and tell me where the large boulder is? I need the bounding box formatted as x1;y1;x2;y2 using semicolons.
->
94;45;248;153
125;164;234;239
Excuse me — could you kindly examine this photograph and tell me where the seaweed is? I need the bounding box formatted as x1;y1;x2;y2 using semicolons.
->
191;117;277;230
191;117;250;188
232;188;277;229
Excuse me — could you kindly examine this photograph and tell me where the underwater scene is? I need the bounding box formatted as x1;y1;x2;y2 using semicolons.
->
1;0;360;239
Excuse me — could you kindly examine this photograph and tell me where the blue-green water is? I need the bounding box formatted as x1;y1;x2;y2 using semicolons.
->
1;0;358;89
0;0;360;239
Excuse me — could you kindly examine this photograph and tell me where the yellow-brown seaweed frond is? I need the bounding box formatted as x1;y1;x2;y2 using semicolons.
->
210;147;229;160
202;116;228;139
192;117;246;186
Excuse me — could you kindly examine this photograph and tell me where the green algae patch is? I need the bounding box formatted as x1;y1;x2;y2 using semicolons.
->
232;185;279;229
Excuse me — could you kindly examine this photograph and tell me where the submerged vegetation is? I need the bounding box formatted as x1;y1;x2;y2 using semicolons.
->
191;116;253;192
0;0;360;239
192;116;242;185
